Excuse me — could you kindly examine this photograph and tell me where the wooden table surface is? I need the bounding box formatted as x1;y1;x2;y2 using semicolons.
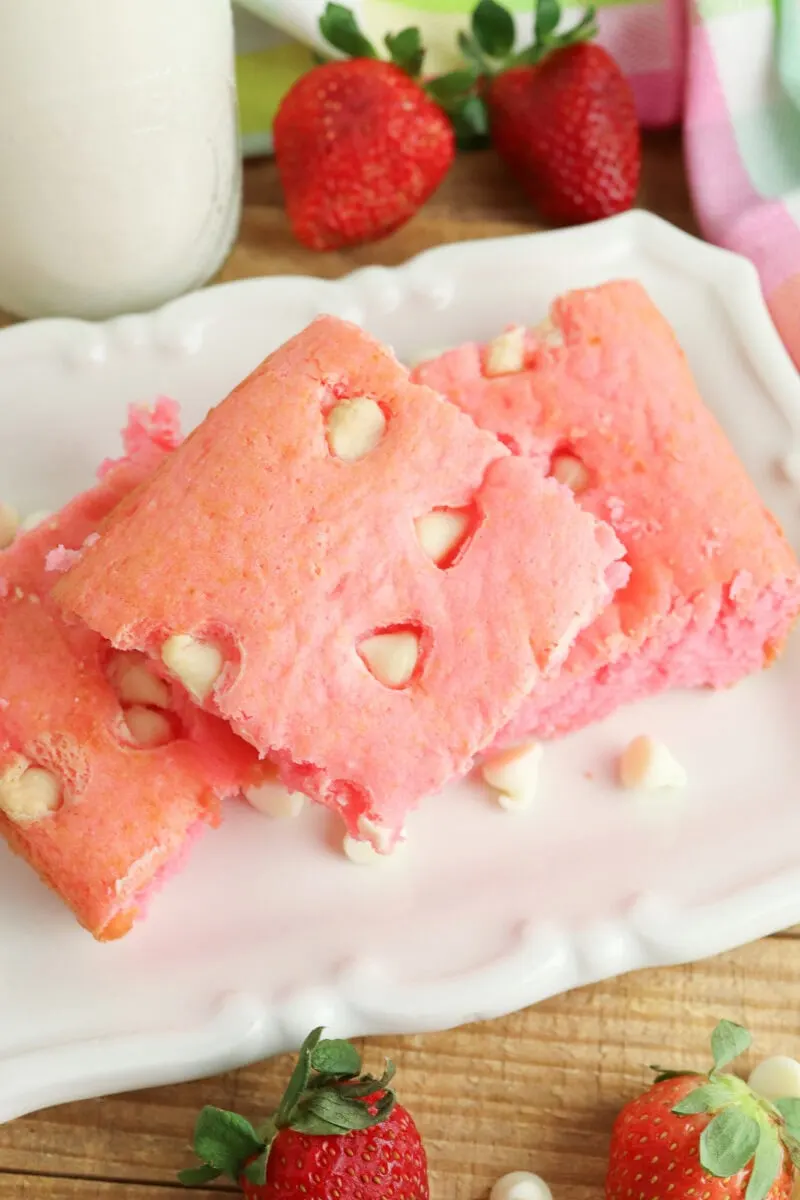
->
3;133;798;1200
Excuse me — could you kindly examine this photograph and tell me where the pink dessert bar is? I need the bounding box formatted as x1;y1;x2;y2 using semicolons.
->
55;317;627;848
413;281;800;742
0;402;257;939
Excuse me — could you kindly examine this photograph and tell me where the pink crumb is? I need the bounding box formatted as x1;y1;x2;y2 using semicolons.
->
97;397;183;478
45;545;84;573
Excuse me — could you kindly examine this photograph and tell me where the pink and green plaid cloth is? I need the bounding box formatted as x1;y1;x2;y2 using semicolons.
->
607;0;799;368
241;0;800;365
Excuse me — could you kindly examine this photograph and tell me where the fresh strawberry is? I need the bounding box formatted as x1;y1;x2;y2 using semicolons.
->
438;0;640;224
606;1020;799;1200
178;1027;429;1198
273;3;454;251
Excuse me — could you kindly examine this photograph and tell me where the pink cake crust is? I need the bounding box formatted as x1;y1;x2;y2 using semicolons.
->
0;401;257;940
413;282;800;742
55;317;627;845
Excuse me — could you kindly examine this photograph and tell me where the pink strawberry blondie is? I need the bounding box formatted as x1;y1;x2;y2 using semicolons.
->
56;317;627;848
413;281;800;742
0;402;257;939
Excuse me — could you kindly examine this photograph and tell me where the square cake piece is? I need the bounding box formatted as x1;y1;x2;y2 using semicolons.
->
0;402;257;940
413;281;800;742
55;316;626;848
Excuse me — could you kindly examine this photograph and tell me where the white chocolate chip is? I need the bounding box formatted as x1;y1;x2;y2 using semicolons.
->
749;1056;800;1102
482;741;543;811
359;631;419;688
0;759;61;824
124;705;173;748
343;820;406;864
245;778;305;818
619;735;687;791
490;1172;553;1200
0;502;19;549
343;834;384;865
326;398;386;463
108;652;171;709
534;316;565;348
20;509;52;532
551;453;590;494
415;509;469;566
161;635;223;702
485;326;526;376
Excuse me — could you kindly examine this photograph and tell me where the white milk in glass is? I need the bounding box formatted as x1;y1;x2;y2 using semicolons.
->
0;0;241;319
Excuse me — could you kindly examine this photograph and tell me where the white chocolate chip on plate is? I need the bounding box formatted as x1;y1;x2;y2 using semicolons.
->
343;822;406;865
124;705;173;748
326;397;386;463
0;502;19;549
245;778;305;819
108;651;171;709
161;635;223;702
491;1172;553;1200
749;1056;800;1102
551;453;590;494
0;759;61;824
359;630;419;688
485;326;526;377
619;735;687;791
415;509;469;566
482;741;543;812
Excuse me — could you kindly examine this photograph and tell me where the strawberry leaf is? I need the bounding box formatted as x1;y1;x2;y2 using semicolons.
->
457;29;492;74
426;68;480;100
311;1038;362;1078
337;1062;397;1098
275;1027;323;1127
292;1088;395;1135
650;1066;698;1083
177;1164;221;1188
192;1107;264;1182
700;1107;761;1178
319;3;377;58
471;0;516;58
673;1077;747;1116
745;1131;785;1200
243;1149;270;1187
535;0;561;42
385;27;425;76
775;1097;800;1140
451;97;491;149
710;1020;752;1073
673;1086;717;1115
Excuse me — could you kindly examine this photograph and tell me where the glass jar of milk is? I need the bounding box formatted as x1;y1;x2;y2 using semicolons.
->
0;0;241;320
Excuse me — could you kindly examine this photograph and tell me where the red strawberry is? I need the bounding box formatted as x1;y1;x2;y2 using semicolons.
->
178;1027;429;1199
441;0;640;224
273;4;454;251
606;1020;799;1200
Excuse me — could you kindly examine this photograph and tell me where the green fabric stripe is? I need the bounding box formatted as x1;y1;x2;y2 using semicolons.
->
696;0;771;16
731;98;800;198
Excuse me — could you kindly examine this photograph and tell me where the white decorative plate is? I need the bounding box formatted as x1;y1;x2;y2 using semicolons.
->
2;212;800;1124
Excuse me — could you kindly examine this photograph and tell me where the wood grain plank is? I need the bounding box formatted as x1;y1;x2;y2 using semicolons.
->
3;938;800;1198
0;1176;224;1199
